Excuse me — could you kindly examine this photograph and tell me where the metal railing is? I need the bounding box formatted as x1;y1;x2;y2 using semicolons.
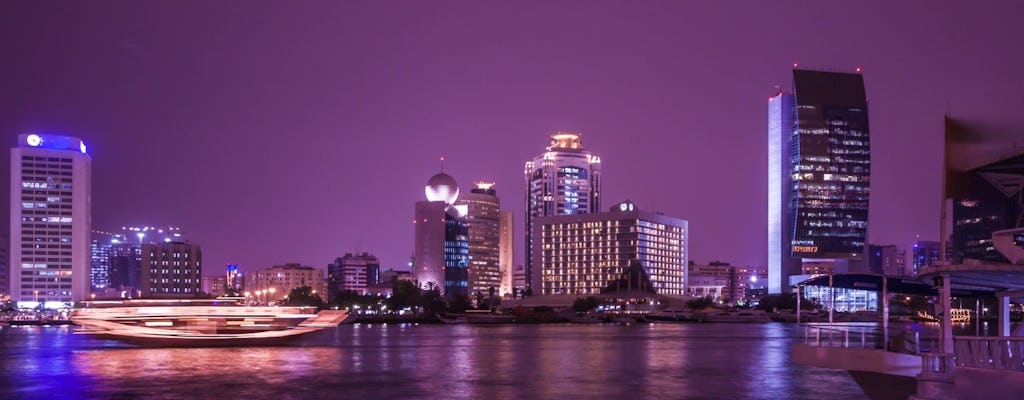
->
955;336;1024;372
802;323;935;355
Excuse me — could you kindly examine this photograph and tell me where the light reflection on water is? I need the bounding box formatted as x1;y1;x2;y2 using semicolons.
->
0;323;866;399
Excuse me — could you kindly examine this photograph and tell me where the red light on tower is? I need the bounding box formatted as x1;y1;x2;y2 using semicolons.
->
793;63;798;68
855;67;862;73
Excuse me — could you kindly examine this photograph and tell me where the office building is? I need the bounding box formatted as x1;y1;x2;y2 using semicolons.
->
911;240;941;276
687;261;767;302
768;68;871;294
499;210;514;297
327;252;380;299
92;226;186;297
949;151;1024;263
457;182;502;297
202;275;227;297
0;234;8;298
246;263;326;303
10;133;92;307
141;241;201;298
524;132;602;291
413;172;469;297
532;200;687;296
869;244;907;276
226;264;244;293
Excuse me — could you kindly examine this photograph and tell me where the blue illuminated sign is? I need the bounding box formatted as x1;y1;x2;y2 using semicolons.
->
20;133;88;154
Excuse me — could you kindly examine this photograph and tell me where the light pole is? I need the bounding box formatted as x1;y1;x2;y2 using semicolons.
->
34;290;39;304
244;291;251;305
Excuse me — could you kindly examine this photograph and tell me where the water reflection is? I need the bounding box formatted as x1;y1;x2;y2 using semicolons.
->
1;323;867;399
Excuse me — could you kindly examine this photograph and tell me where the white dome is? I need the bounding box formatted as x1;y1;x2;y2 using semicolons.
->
425;173;459;205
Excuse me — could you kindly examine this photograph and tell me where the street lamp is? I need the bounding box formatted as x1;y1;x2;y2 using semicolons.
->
269;288;276;304
34;290;39;303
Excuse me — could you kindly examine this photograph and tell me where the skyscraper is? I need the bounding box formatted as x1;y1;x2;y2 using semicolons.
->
0;234;8;298
457;182;501;297
10;133;91;306
768;68;871;294
524;132;602;292
413;172;469;297
498;210;514;297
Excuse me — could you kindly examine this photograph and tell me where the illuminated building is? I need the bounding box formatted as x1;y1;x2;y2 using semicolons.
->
413;172;469;297
499;210;514;296
202;275;227;297
92;226;186;297
949;148;1024;263
226;264;244;292
327;252;380;299
89;231;115;290
456;182;501;297
246;263;326;303
0;234;7;297
868;244;907;276
912;240;941;276
10;133;91;307
686;261;767;301
768;68;871;294
532;200;687;296
524;132;602;291
141;241;201;298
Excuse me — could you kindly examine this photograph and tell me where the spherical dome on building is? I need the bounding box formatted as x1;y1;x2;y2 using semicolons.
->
425;172;459;205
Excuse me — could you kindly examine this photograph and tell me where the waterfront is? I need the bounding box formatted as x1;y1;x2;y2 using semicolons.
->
0;323;864;399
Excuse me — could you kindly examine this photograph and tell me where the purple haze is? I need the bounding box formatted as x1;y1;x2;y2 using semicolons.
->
2;1;1023;275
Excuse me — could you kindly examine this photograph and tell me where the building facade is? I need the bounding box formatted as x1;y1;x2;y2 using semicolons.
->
246;263;326;303
499;210;514;297
327;252;380;299
869;244;907;276
687;261;768;302
141;241;202;298
912;240;941;276
226;264;244;293
525;132;602;292
949;150;1024;264
768;68;871;293
202;275;227;297
413;172;469;297
532;200;687;296
0;234;8;298
457;182;502;297
10;133;92;306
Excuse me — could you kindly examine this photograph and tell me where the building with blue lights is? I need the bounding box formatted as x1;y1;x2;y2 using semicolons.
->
911;240;940;276
768;69;871;294
524;132;602;292
456;182;502;298
413;172;469;298
10;133;92;307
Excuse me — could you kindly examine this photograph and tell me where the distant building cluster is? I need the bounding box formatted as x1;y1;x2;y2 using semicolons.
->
9;65;1021;310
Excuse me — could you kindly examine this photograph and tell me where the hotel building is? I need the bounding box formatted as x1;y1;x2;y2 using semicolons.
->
531;200;687;296
10;133;91;306
768;68;871;293
524;132;602;291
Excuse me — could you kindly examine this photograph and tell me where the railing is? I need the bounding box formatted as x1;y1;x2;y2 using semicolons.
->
802;323;936;355
955;336;1024;372
921;353;956;375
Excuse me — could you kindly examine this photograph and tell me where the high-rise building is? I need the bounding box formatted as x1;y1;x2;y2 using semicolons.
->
0;234;8;298
89;231;116;291
92;226;185;297
327;252;380;299
768;68;871;294
911;240;941;276
498;210;514;297
10;133;92;306
524;132;602;291
141;241;202;298
457;182;502;297
868;244;907;276
949;152;1024;264
413;172;469;297
246;263;327;303
226;264;244;293
532;200;687;296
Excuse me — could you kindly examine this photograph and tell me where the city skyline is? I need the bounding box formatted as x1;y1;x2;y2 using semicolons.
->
3;2;1024;275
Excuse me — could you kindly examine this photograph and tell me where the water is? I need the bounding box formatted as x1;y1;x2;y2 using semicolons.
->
0;323;866;399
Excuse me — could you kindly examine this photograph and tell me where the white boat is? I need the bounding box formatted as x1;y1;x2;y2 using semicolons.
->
70;299;347;347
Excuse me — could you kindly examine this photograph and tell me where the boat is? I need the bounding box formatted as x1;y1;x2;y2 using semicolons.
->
465;309;516;324
70;299;347;347
436;312;468;324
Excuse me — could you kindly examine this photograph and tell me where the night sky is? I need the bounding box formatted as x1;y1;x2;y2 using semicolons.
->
2;1;1023;275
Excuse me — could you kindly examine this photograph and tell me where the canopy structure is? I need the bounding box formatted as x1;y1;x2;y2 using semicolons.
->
793;273;995;298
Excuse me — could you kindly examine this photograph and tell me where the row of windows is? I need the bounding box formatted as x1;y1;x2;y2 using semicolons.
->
22;156;72;162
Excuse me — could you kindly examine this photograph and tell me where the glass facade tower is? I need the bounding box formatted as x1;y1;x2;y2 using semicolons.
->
524;132;602;292
768;69;871;293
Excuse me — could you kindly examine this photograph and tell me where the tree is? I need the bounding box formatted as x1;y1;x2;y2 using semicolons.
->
279;286;324;308
572;296;601;313
385;280;422;312
686;297;713;310
421;288;447;316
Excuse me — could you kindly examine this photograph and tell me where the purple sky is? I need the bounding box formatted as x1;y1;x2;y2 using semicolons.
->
3;1;1023;275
